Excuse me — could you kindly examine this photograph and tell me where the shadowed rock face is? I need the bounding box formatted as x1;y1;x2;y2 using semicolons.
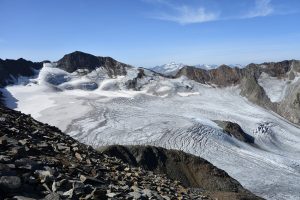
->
239;76;276;110
56;51;131;77
100;145;264;200
0;58;43;87
219;121;254;143
0;92;3;106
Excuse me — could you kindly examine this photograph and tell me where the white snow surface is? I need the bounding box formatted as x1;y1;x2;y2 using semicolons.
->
151;62;221;76
151;62;186;76
150;62;242;76
3;65;300;200
258;72;300;102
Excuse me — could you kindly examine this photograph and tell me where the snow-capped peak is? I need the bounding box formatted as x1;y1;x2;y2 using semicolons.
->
150;62;186;76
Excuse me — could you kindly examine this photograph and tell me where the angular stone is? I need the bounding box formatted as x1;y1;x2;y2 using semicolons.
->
92;187;107;199
107;192;118;198
75;152;83;161
18;139;28;145
0;176;21;189
142;189;153;197
80;175;105;186
15;158;39;170
57;143;70;152
52;181;57;192
0;163;14;176
0;135;8;145
34;170;53;183
0;155;11;162
129;191;142;199
10;146;26;156
13;196;36;200
62;188;74;198
44;192;61;200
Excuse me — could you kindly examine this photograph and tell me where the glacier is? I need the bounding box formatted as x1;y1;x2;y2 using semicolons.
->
3;65;300;200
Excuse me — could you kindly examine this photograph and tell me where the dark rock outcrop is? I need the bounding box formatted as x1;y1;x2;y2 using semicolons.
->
0;106;210;199
175;60;298;87
125;68;146;90
216;121;254;143
0;58;43;87
56;51;131;77
100;145;263;200
239;76;276;111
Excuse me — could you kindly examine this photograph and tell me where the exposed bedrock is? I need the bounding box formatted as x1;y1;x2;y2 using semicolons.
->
0;58;43;87
215;121;254;143
100;145;263;200
175;60;300;125
56;51;131;77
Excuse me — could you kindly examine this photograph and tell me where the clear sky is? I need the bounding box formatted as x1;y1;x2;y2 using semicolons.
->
0;0;299;67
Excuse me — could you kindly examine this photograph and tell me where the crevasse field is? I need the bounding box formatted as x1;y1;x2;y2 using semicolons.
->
3;66;300;200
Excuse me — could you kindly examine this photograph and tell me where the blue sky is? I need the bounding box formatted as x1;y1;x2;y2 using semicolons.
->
0;0;299;67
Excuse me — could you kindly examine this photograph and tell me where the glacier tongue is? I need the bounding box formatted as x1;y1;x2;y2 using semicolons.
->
3;66;300;200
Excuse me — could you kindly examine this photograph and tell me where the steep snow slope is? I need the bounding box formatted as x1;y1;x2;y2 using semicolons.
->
258;72;300;102
4;65;300;200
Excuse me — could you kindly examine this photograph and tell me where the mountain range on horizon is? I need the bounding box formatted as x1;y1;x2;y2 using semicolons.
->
150;62;246;76
0;51;300;200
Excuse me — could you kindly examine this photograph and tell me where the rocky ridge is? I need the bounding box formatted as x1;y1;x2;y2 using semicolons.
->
0;105;211;200
56;51;131;77
215;121;254;144
175;60;300;125
100;145;263;200
0;58;43;87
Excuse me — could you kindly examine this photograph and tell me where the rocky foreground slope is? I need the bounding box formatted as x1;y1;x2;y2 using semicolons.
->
0;106;263;200
100;145;262;200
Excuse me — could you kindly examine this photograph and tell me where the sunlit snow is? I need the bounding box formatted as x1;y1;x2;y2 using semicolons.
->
3;65;300;200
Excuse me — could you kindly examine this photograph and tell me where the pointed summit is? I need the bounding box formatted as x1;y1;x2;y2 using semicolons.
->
56;51;131;77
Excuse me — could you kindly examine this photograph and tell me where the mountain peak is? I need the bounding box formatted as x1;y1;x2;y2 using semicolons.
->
56;51;130;76
151;62;187;76
57;51;99;73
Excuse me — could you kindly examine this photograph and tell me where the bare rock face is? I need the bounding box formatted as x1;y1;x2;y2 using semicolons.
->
0;106;209;199
56;51;130;77
218;121;254;143
0;58;43;87
176;65;243;86
176;60;300;125
277;84;300;124
260;60;293;78
239;76;276;110
175;61;296;88
100;145;263;200
208;65;242;86
176;66;210;84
